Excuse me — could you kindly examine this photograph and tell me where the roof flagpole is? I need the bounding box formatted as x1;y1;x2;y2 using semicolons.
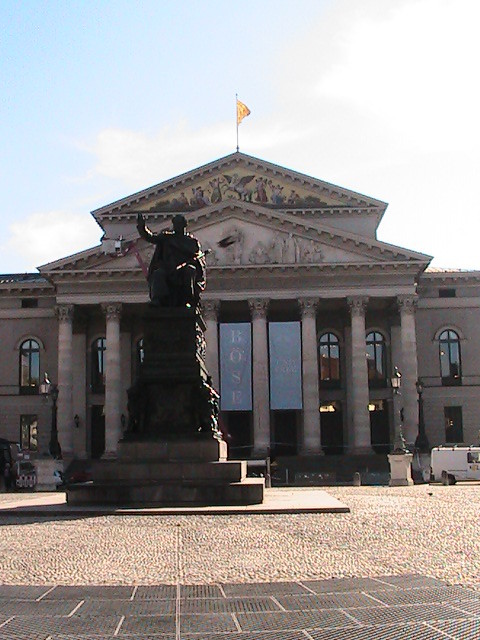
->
236;95;251;152
236;93;239;152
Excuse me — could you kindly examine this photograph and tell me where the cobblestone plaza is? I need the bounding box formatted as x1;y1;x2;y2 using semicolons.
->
0;486;479;638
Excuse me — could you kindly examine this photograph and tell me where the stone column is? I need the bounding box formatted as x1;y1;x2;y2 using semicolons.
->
102;302;122;458
203;300;220;390
55;304;74;457
398;295;419;445
347;296;372;453
298;298;322;455
248;299;270;457
72;330;87;459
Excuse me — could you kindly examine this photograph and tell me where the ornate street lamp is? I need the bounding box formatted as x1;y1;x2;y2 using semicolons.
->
414;378;430;453
391;367;408;453
39;373;62;460
388;366;414;486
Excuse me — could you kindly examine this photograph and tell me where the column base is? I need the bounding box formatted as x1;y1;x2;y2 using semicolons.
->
252;446;270;458
299;448;325;456
102;450;118;461
346;446;376;455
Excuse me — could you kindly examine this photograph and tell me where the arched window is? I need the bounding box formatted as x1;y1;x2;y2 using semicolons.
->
366;331;386;386
91;338;106;393
19;339;40;394
318;332;340;387
439;329;462;385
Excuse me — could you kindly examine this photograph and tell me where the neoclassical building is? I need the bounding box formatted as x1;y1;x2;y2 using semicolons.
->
1;152;479;466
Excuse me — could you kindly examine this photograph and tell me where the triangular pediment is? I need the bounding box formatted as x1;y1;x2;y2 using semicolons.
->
92;152;387;222
185;201;430;267
42;200;430;277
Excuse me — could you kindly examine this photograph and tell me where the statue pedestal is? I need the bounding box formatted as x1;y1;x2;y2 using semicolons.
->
388;453;414;487
67;436;264;506
67;307;264;506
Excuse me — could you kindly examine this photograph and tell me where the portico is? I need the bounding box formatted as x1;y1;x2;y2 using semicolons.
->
50;287;422;461
1;151;434;465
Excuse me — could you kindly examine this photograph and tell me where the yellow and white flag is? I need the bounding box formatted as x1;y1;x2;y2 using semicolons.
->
236;99;251;125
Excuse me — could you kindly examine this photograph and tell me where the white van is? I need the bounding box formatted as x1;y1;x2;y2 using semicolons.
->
430;446;480;485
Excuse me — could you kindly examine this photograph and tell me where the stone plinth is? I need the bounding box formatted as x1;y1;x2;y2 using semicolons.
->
66;306;264;507
34;458;64;491
125;307;219;441
388;452;414;487
67;436;264;506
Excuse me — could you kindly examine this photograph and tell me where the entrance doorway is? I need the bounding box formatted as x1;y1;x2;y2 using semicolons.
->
271;410;298;456
320;402;344;455
91;405;105;459
369;400;390;453
223;411;252;458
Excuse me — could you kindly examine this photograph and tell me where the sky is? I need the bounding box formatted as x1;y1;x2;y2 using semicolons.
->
1;0;479;273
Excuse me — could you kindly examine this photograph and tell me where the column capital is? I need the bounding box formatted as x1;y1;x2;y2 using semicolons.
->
202;299;221;321
347;296;368;317
55;304;74;322
248;298;269;320
298;298;319;318
397;295;418;314
101;302;122;320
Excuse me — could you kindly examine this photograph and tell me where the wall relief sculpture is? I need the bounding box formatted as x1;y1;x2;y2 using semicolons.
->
202;229;325;267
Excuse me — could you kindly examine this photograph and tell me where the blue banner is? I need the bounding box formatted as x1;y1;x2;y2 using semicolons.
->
269;322;303;410
219;323;252;411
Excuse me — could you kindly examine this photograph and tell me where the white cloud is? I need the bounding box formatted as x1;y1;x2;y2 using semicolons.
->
83;118;312;194
84;122;232;189
2;210;100;271
75;0;480;271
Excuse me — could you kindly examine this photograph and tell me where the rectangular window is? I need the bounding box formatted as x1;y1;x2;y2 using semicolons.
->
439;288;456;298
444;406;463;443
20;415;38;451
21;298;38;308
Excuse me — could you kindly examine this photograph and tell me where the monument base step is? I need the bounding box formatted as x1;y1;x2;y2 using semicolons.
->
117;439;227;462
92;459;246;483
66;477;265;506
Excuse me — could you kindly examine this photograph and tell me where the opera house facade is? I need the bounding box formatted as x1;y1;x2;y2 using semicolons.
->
1;152;478;471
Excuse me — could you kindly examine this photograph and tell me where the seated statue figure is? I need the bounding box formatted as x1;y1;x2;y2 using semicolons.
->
137;213;206;308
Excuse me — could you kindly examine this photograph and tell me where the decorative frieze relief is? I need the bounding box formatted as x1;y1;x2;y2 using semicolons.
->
142;169;352;214
202;229;325;267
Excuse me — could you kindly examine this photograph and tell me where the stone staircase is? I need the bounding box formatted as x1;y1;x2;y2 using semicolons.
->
66;438;264;506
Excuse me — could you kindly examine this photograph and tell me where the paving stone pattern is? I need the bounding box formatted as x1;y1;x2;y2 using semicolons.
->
1;485;480;588
0;485;480;637
0;575;478;639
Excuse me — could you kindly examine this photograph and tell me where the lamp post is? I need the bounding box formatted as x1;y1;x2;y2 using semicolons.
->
414;378;430;453
388;366;414;486
39;373;62;460
391;367;408;454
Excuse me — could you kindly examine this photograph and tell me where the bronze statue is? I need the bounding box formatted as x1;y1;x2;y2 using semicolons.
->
137;213;206;308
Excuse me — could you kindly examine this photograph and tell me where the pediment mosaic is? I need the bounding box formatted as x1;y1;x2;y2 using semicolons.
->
138;167;355;213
